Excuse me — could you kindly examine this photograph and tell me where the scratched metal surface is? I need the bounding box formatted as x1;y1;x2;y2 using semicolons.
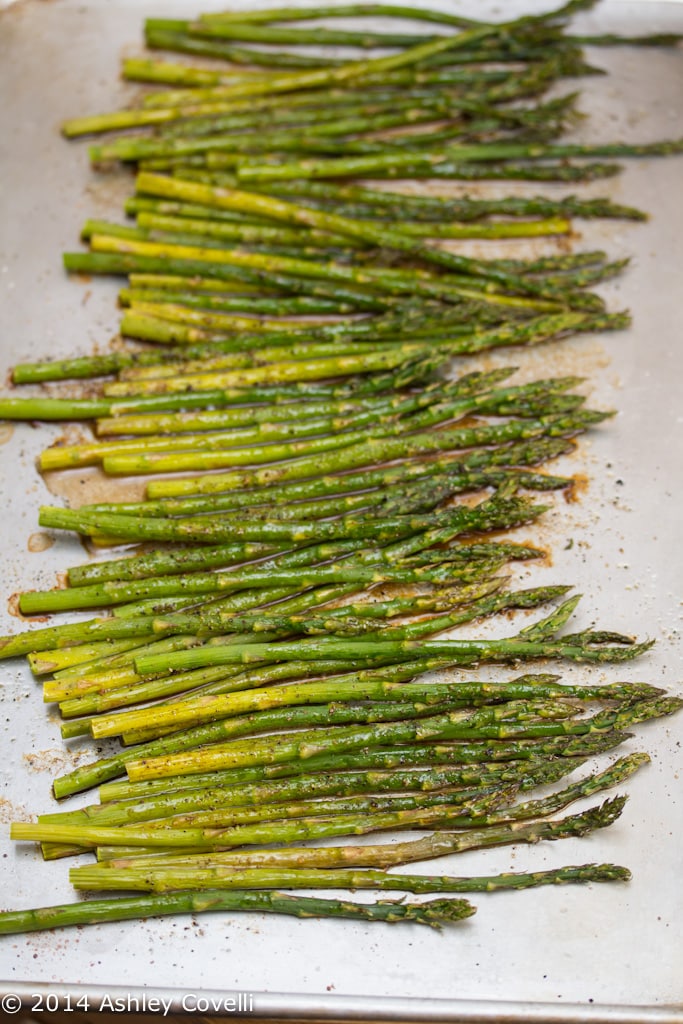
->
0;0;682;1018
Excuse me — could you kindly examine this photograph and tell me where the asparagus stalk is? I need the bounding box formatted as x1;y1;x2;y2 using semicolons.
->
185;23;476;49
131;172;584;299
75;436;572;525
97;730;630;805
43;750;568;826
31;494;547;560
69;861;631;895
15;758;635;851
46;576;504;705
93;796;630;868
124;697;677;784
128;631;651;678
37;377;583;472
64;13;520;136
194;6;485;29
178;158;627;182
230;178;647;222
5;786;522;850
0;396;117;420
121;287;354;315
47;754;581;829
136;410;604;497
137;208;572;242
90;670;652;743
53;724;631;802
0;890;475;935
236;137;683;183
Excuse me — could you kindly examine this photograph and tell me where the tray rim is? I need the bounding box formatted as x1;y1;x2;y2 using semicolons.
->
1;984;683;1022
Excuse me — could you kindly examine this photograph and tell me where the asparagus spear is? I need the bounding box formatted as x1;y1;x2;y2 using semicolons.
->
16;755;641;851
92;796;630;868
36;377;583;471
30;495;548;562
125;188;646;224
64;13;519;136
185;23;477;49
69;861;631;895
91;666;613;741
74;436;572;525
128;630;651;678
227;178;647;222
124;697;676;784
97;730;630;805
136;208;572;243
0;890;475;935
194;6;485;29
53;725;632;802
43;751;571;827
236;138;683;182
130;172;585;299
46;576;506;706
46;754;584;829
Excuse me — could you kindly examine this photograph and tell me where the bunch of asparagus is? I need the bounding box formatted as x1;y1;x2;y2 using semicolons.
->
41;0;677;358
0;0;682;936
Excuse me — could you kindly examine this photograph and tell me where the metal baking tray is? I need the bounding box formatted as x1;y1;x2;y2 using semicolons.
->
0;0;682;1019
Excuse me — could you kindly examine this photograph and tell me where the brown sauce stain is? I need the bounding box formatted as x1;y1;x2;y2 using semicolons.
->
42;376;111;402
534;546;552;568
44;424;92;449
42;465;147;508
7;595;51;624
27;532;55;553
0;422;15;445
85;165;137;211
565;473;590;504
468;337;612;386
0;797;29;825
23;747;90;775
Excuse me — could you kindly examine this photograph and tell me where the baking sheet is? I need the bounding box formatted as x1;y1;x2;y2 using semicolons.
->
0;0;682;1017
